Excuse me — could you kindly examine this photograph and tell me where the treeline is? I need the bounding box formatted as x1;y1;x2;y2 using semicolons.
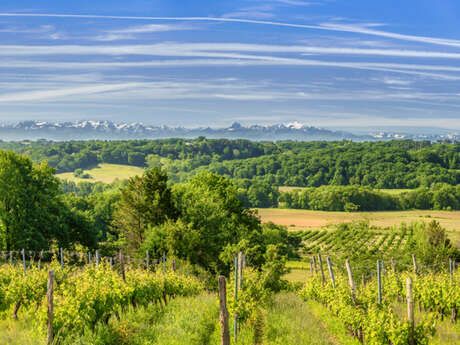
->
1;139;460;189
206;141;460;188
0;138;275;173
279;184;460;211
0;150;301;274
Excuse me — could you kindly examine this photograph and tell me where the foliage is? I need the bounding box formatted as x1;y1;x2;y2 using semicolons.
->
113;167;178;254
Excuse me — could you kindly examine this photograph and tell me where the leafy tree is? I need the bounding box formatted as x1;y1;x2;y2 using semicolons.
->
0;151;95;250
112;167;177;253
144;173;262;273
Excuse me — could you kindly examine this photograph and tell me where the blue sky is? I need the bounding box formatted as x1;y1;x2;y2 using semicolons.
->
1;1;460;129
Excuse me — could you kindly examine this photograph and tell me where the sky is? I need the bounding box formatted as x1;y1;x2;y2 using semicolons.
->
1;1;460;129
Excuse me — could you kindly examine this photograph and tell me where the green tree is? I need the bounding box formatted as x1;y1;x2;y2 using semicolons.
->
113;167;177;253
0;151;95;250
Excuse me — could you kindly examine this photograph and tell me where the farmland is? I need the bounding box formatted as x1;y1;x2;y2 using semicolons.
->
57;163;145;183
257;208;460;246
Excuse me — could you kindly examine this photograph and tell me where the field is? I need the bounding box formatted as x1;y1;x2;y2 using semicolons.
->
57;163;145;183
256;208;460;246
278;186;412;195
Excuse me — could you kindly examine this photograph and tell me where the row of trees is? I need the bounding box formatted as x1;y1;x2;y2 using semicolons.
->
279;184;460;211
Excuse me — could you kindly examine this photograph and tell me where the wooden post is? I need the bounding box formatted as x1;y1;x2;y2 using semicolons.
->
391;257;396;273
317;253;326;286
172;259;176;272
345;259;356;304
377;260;382;304
60;248;64;270
88;252;92;265
326;256;335;289
9;251;12;265
218;276;230;345
412;254;418;276
449;258;453;282
234;254;239;342
47;270;55;345
406;277;415;345
96;250;100;269
120;250;126;282
109;257;113;267
310;257;313;276
362;273;366;288
146;250;150;270
162;252;166;273
238;252;243;289
22;249;26;276
312;255;318;274
38;250;43;271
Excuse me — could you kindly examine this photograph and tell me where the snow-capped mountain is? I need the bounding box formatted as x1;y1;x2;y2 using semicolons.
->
0;120;458;141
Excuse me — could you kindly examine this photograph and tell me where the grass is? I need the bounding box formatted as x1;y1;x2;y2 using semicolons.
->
57;163;145;183
256;208;460;246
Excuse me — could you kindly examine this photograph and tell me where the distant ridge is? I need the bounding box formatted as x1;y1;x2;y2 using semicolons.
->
0;120;458;141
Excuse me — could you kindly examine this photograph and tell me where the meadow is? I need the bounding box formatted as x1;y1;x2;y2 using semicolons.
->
57;163;145;183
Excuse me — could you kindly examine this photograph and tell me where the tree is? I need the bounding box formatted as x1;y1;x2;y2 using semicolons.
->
112;167;177;254
144;173;263;273
0;151;95;250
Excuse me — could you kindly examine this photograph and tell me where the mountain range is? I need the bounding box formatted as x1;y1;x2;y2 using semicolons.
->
0;120;458;142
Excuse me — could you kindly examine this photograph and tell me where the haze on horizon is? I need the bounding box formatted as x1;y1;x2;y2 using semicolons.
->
0;0;460;130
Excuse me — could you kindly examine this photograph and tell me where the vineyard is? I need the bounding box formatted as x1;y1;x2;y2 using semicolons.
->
301;222;417;256
0;256;203;344
300;254;459;345
0;249;458;344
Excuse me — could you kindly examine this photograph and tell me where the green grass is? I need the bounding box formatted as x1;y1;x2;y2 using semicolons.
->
57;163;145;183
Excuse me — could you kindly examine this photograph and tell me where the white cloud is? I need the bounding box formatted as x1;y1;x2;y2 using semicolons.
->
2;13;460;48
93;23;194;41
0;83;141;102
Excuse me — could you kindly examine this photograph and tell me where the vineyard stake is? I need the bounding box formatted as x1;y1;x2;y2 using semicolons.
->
9;251;12;265
310;257;313;276
22;249;26;276
326;256;335;288
412;254;418;276
238;252;243;289
406;277;415;345
120;250;126;282
146;250;150;270
109;257;113;267
163;252;166;273
317;253;326;286
345;259;356;304
449;258;453;282
60;248;64;270
218;276;230;345
96;250;100;269
377;260;382;304
38;250;43;271
47;270;55;345
234;254;239;342
172;259;176;272
312;255;318;274
88;252;92;265
391;257;396;273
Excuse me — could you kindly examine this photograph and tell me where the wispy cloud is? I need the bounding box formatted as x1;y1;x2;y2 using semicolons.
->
0;83;142;102
2;42;460;60
2;13;460;48
93;23;194;41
